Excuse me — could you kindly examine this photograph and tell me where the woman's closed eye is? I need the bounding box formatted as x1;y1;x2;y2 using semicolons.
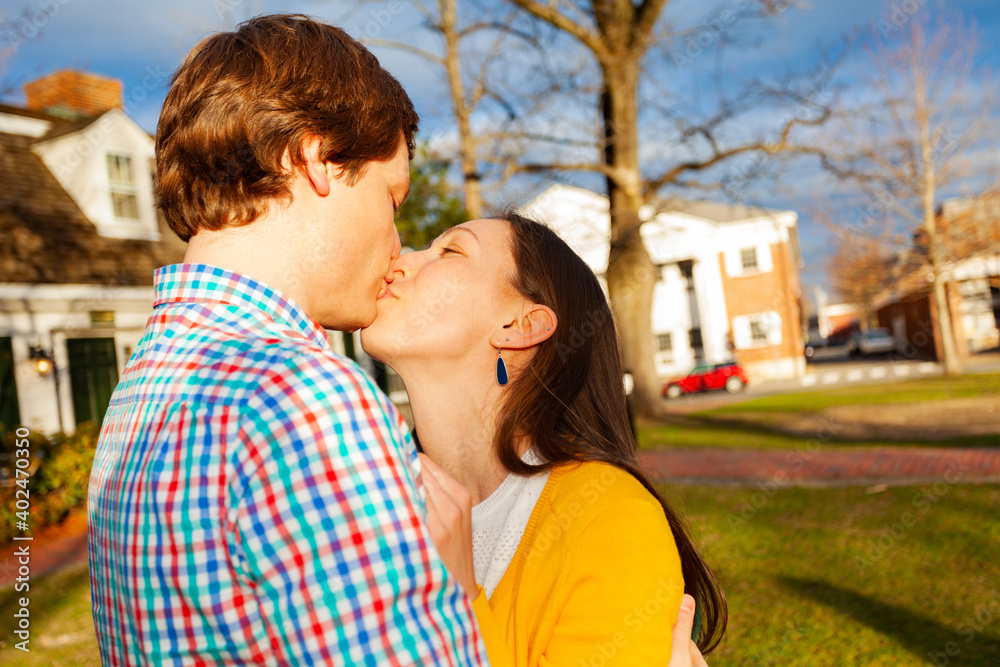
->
441;246;461;256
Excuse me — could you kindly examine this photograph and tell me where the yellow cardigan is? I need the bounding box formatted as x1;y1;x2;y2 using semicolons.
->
472;461;684;667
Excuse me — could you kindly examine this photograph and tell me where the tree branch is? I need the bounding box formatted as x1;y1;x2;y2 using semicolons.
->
362;38;445;66
498;159;618;180
632;0;669;51
506;0;609;61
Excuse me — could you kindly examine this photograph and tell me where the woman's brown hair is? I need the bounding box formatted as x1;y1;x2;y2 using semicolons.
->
495;211;728;654
155;14;419;242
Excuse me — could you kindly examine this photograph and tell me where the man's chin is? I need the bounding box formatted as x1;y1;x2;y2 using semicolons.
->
317;307;376;333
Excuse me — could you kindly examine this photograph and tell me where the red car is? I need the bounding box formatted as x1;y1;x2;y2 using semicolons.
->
662;362;749;398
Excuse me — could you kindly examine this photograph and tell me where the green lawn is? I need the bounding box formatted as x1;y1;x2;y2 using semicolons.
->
3;484;997;666
666;483;1000;666
702;373;1000;415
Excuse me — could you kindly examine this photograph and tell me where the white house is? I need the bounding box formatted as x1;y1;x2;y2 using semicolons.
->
522;184;806;382
0;70;384;436
0;71;188;434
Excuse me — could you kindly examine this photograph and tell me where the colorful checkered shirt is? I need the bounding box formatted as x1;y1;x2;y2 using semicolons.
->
88;263;488;666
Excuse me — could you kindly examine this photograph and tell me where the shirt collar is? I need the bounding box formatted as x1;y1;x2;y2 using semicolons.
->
153;263;332;351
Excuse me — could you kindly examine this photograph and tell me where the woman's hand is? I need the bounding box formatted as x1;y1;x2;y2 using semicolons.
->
418;453;478;596
670;594;709;667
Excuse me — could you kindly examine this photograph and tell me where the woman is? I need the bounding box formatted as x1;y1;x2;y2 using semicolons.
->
361;212;725;665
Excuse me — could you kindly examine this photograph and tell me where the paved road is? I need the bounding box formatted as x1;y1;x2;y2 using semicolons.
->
661;351;1000;413
639;446;1000;488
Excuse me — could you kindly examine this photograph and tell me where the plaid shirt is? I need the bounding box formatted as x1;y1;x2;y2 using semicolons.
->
88;264;487;666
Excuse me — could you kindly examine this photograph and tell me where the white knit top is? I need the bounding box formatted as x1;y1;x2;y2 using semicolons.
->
471;452;550;597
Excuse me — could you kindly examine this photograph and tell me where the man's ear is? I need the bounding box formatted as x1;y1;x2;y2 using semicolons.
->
301;135;331;197
495;305;557;350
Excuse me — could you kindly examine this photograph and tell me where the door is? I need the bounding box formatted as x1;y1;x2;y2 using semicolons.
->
67;338;119;427
0;337;20;432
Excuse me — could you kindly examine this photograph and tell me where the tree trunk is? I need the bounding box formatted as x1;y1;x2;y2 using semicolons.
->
916;65;962;376
600;61;661;418
440;0;483;219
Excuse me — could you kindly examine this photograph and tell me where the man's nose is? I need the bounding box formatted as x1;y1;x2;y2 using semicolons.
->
384;233;403;284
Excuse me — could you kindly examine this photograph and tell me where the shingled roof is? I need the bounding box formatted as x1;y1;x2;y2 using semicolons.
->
0;112;187;287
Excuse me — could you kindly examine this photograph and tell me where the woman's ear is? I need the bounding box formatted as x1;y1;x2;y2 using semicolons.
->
301;135;331;197
497;305;557;350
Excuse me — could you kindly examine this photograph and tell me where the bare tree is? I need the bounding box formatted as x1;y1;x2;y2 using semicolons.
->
496;0;846;417
819;12;997;375
362;0;557;218
826;231;898;325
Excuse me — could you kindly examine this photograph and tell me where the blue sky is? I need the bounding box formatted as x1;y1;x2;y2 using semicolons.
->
2;0;998;305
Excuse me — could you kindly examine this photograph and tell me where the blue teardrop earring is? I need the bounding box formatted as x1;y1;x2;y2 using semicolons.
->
496;342;509;386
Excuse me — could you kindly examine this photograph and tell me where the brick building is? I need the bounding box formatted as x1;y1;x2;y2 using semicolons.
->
523;184;806;382
874;196;1000;360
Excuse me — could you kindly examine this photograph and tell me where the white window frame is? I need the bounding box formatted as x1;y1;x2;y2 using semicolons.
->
656;332;673;353
107;153;140;220
732;311;783;349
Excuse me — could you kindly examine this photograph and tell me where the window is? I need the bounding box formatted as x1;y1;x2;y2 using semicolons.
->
740;247;758;272
0;337;21;433
689;328;703;352
679;260;695;289
733;312;782;349
107;154;139;219
657;333;673;353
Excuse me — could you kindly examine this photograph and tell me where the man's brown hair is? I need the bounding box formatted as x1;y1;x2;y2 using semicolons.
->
155;14;419;242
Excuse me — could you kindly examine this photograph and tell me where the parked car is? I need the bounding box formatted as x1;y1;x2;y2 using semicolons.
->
662;362;749;398
804;336;850;362
847;328;897;356
804;336;825;360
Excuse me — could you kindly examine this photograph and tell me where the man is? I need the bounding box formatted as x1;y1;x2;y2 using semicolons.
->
88;15;487;665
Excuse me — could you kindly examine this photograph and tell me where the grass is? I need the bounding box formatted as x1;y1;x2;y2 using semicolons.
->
665;483;1000;666
3;484;997;666
701;373;1000;415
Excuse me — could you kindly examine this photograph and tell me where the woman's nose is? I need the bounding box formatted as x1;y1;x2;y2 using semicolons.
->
391;249;420;278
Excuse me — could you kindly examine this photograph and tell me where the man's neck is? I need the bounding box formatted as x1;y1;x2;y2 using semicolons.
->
182;210;319;317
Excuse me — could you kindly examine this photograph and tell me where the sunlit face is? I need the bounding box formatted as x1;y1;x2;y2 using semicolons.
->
361;218;519;367
310;138;408;330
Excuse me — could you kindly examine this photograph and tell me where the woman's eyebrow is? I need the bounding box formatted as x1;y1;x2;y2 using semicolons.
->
431;226;480;246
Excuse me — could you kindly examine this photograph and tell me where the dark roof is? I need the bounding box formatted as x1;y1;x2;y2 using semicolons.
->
37;113;104;142
0;103;71;123
0;130;187;286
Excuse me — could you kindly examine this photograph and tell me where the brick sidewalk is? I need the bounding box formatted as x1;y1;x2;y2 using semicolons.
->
640;446;1000;487
3;447;998;589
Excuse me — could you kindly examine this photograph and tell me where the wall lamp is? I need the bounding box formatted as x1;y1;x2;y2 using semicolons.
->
28;345;55;376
